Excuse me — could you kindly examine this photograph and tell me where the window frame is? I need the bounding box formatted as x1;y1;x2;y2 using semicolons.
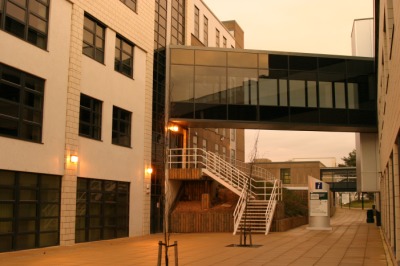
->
0;63;44;143
75;177;130;243
79;94;102;140
115;35;134;78
120;0;137;12
83;14;106;63
0;170;61;252
194;5;199;38
0;0;50;49
203;15;208;46
280;168;291;184
112;106;132;147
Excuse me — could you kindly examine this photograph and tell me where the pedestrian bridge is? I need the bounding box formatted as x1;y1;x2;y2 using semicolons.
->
168;46;376;133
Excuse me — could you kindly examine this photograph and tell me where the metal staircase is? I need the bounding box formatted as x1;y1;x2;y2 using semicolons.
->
168;148;282;235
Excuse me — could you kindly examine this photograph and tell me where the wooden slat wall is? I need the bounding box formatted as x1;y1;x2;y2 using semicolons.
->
170;212;234;233
169;169;203;180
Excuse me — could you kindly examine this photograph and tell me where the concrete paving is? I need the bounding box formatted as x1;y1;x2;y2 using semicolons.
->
0;208;391;265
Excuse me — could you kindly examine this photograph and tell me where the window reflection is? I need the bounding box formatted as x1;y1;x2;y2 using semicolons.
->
348;83;359;109
170;65;194;102
259;78;277;106
227;68;258;105
319;82;333;108
194;66;226;104
289;80;306;107
307;81;317;107
335;83;346;109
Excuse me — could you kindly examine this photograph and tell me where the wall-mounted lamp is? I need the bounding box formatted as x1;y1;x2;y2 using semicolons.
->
168;125;179;132
146;167;153;174
70;155;79;163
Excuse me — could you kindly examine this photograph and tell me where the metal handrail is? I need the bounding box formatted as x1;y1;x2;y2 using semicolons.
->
264;179;281;235
233;183;248;235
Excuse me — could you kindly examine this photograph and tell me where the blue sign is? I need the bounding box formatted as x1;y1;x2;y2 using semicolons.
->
315;182;323;189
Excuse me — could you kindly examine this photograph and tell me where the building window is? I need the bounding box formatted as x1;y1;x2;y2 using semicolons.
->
83;14;105;63
203;16;208;46
222;146;226;161
231;129;235;141
171;0;185;45
76;178;130;243
223;36;227;48
280;168;291;184
115;35;134;77
1;0;49;49
79;94;102;140
120;0;136;12
112;106;131;147
215;143;219;154
0;170;61;252
194;6;199;38
215;28;220;47
0;64;44;142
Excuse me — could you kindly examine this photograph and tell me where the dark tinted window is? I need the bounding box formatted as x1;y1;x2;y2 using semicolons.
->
0;64;44;142
1;0;49;49
83;14;105;63
79;94;102;140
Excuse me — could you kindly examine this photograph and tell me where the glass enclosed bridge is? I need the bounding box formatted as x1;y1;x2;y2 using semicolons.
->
168;46;376;133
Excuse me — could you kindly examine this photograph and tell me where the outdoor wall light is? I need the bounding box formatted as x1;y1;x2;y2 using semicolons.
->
168;125;179;132
146;167;153;174
70;155;79;163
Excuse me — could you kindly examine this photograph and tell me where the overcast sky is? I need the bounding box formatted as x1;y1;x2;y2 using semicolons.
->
203;0;373;166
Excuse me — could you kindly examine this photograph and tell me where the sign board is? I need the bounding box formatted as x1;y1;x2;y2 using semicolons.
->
310;192;328;217
315;182;323;189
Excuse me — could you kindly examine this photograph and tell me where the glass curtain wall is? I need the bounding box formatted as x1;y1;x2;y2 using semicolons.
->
151;0;186;234
169;47;376;130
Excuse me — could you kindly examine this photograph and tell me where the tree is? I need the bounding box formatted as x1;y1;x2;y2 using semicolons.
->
339;149;356;167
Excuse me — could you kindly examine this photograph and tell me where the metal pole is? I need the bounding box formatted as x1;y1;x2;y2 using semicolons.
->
174;241;178;266
157;241;162;266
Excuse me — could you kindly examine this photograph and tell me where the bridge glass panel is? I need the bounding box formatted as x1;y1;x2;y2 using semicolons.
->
289;80;306;107
169;47;377;132
228;52;258;68
319;81;333;108
307;81;317;107
227;68;258;105
194;66;226;104
195;50;226;66
335;83;346;109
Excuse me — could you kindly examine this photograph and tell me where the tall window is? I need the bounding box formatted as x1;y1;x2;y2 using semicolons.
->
79;94;102;140
223;36;227;48
0;0;49;49
230;149;236;164
215;28;220;47
112;106;131;147
194;6;199;38
0;170;61;252
120;0;136;12
83;14;105;63
280;168;291;184
115;35;134;77
203;16;208;46
76;178;130;243
171;0;185;45
0;63;44;142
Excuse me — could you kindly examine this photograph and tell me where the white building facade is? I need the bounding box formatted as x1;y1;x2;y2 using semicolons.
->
0;0;153;251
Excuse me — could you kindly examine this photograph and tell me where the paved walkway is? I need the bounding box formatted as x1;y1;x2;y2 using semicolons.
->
0;208;391;265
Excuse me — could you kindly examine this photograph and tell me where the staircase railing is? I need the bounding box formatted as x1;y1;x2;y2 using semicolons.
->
167;148;282;235
233;183;248;235
265;179;281;235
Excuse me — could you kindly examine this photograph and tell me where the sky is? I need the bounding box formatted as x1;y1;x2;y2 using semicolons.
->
203;0;373;166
